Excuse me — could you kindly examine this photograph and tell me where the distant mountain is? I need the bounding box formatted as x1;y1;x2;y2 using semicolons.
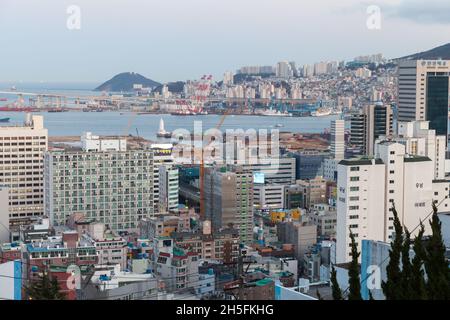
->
395;43;450;61
94;72;161;92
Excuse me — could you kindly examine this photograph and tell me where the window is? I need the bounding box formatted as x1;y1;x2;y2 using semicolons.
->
350;177;359;182
350;166;360;172
390;160;395;164
349;206;359;210
389;170;395;174
390;151;395;155
350;186;359;192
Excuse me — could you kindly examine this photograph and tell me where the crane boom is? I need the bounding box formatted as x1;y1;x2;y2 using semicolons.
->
199;112;228;220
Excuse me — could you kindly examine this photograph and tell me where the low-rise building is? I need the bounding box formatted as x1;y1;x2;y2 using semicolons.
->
307;204;337;238
171;221;239;264
296;177;327;209
22;230;98;289
277;221;317;262
224;272;275;300
151;237;199;291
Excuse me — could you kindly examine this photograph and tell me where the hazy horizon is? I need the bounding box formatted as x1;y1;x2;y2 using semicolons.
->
1;0;450;83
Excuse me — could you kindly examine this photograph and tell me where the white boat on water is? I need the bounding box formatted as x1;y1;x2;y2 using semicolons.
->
258;108;292;117
311;108;332;117
157;118;172;138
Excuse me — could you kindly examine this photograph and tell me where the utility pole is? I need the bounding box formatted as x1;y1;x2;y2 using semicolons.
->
237;246;245;300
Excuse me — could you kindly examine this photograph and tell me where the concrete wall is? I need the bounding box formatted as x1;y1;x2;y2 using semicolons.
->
0;260;22;300
0;187;9;243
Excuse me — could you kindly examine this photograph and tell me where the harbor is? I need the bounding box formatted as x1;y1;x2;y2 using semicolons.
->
0;111;341;140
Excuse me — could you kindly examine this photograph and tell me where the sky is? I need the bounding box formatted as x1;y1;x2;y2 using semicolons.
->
0;0;449;84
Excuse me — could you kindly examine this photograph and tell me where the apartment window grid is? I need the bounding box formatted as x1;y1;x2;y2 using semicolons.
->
49;151;154;230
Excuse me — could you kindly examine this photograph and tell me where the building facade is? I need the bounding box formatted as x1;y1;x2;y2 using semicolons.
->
0;114;48;228
44;149;154;231
336;141;446;263
204;166;254;244
350;103;393;156
397;59;450;142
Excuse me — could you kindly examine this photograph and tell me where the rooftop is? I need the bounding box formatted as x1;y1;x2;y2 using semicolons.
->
339;157;384;166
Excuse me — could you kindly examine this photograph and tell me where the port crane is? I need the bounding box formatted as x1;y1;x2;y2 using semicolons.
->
199;111;227;220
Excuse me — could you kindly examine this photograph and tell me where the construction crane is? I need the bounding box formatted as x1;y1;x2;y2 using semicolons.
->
199;112;227;220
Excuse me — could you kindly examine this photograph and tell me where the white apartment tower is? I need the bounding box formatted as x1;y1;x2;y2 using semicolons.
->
276;61;294;79
0;114;48;228
150;144;179;213
377;120;446;179
223;71;234;86
331;119;345;160
336;141;440;263
324;119;345;181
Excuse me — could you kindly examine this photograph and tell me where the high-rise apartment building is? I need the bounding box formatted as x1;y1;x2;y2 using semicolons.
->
397;59;450;142
0;114;47;229
44;143;154;232
325;119;346;181
276;61;294;79
350;103;393;156
336;141;447;263
330;119;345;160
223;71;234;86
150;144;178;213
204;165;254;244
378;120;446;179
159;165;179;213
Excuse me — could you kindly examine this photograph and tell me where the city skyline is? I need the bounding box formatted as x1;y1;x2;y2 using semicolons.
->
1;0;450;83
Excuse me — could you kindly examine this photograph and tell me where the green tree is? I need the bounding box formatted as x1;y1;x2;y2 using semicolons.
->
348;228;362;300
382;205;403;300
399;228;413;299
26;271;66;300
410;223;428;300
330;265;343;300
423;203;450;300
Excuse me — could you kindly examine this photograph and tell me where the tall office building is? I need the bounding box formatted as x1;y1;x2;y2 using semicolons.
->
204;165;254;244
0;114;47;229
350;103;393;156
397;59;450;142
44;138;154;232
